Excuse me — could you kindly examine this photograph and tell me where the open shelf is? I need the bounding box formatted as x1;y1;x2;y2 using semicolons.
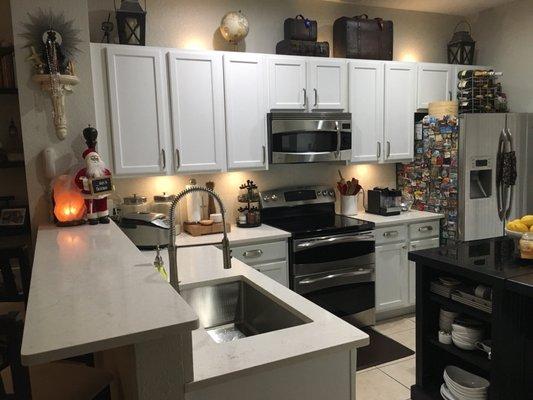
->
429;293;492;322
427;337;491;371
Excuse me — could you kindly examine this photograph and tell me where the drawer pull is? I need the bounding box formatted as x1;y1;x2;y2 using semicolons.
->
383;231;399;238
418;226;434;232
243;249;263;258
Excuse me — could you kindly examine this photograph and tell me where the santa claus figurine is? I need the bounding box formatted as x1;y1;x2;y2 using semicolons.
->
74;148;112;225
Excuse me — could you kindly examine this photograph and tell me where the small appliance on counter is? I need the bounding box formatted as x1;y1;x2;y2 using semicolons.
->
119;212;170;250
237;180;261;228
150;192;175;216
119;194;149;216
366;187;402;216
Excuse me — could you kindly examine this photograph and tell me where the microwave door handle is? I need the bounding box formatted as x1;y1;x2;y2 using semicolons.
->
335;121;341;158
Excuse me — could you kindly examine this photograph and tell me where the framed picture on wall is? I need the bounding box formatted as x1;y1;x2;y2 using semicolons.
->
0;208;27;226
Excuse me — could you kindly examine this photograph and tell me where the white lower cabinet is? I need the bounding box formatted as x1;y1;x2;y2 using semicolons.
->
408;237;440;305
375;242;408;313
254;261;288;287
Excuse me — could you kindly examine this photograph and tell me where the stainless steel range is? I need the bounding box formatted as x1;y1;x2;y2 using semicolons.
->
261;186;376;327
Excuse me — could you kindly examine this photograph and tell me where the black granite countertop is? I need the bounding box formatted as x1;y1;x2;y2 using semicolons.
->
409;236;533;283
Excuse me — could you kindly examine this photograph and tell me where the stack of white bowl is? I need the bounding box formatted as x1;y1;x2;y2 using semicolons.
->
451;323;483;351
440;309;459;332
441;365;489;400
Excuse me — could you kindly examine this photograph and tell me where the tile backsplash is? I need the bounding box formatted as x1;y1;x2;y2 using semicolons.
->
111;163;396;223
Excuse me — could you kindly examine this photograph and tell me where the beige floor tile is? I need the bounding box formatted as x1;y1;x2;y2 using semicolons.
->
379;357;416;388
375;354;415;369
356;368;410;400
375;316;415;336
386;329;416;351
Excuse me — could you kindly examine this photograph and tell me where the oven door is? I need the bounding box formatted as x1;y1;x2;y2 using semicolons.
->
270;117;351;163
293;266;375;327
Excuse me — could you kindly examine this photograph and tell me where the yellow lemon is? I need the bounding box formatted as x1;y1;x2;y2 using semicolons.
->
513;222;529;233
530;225;533;232
520;215;533;227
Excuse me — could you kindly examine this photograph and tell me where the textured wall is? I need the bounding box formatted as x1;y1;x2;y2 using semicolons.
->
11;0;96;236
88;0;462;63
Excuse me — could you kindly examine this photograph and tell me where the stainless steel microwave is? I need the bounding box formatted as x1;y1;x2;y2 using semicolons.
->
268;112;352;164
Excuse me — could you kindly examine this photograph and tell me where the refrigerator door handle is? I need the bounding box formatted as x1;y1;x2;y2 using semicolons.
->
496;129;506;221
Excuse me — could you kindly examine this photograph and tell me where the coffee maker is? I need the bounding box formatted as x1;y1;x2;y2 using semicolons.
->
367;187;402;216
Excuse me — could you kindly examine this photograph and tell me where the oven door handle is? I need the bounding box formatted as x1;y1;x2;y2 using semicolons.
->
299;269;372;285
295;267;374;294
295;234;374;251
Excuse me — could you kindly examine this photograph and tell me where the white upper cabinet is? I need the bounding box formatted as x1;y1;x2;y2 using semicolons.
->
106;46;169;175
167;51;226;173
224;53;268;170
268;57;307;110
416;63;453;109
348;60;384;163
308;59;347;110
383;62;416;162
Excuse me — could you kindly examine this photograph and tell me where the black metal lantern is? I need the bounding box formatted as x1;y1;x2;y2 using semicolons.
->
447;21;475;65
115;0;146;46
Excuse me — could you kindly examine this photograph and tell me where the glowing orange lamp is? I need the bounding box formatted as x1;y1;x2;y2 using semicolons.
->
53;175;86;226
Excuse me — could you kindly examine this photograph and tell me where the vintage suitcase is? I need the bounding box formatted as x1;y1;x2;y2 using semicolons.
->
276;40;329;57
333;14;393;60
284;15;318;41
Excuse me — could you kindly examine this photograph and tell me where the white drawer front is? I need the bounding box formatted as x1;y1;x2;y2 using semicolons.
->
231;240;287;265
256;261;288;287
375;225;407;245
409;220;440;240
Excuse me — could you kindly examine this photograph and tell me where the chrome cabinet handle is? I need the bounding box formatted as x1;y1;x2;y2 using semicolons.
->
418;226;433;232
175;148;180;170
243;249;263;258
161;149;166;170
302;88;307;108
262;145;266;165
383;230;399;238
449;90;453;101
377;142;382;159
411;244;417;249
313;88;318;107
386;141;391;158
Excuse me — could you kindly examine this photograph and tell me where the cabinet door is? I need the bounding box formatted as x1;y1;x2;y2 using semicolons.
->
167;51;226;173
257;261;288;287
268;57;307;110
384;62;416;162
106;47;168;175
224;53;268;170
348;60;384;163
308;59;347;110
408;237;440;305
417;63;453;109
375;242;408;313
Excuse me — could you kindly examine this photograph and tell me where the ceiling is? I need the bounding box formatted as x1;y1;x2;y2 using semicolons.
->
329;0;517;16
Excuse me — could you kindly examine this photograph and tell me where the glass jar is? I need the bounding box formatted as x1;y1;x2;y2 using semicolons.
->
519;232;533;259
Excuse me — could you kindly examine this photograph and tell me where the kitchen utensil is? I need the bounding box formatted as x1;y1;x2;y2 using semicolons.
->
475;340;492;360
119;212;170;250
444;366;489;396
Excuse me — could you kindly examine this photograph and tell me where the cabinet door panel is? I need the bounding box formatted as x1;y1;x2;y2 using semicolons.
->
224;53;268;170
308;59;347;110
408;237;440;305
168;51;225;172
106;47;168;175
417;63;453;109
384;62;416;162
257;261;288;287
348;60;384;163
268;57;306;110
376;243;408;313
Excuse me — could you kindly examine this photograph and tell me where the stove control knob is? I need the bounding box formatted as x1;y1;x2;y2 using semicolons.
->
322;190;328;196
271;194;278;201
328;190;335;197
262;195;270;202
316;191;322;196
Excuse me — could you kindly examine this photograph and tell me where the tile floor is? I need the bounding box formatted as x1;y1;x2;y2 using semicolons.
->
356;314;416;400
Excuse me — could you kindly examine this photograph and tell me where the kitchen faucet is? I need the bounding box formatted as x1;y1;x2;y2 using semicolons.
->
167;186;231;293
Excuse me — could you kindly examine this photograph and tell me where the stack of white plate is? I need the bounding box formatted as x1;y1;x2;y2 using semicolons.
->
451;323;483;351
442;365;489;400
440;309;459;332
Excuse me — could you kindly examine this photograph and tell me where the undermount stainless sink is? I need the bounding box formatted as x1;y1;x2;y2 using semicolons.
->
180;279;310;343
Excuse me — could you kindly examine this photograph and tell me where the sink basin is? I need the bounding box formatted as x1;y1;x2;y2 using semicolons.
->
180;279;309;343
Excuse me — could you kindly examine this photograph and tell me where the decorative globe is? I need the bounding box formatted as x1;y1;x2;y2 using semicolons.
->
219;11;249;44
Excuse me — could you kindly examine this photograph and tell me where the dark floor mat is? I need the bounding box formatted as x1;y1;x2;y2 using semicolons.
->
356;327;415;370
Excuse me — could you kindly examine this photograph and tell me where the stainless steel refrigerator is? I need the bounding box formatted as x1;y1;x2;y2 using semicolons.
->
458;113;531;241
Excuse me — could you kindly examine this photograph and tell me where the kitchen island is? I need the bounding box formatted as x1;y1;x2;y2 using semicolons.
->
408;236;532;400
23;222;369;400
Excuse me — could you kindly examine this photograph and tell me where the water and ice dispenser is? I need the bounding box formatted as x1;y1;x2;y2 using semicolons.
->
469;157;493;199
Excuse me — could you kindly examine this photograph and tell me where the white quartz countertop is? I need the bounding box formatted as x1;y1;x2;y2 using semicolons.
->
21;222;199;366
175;224;290;247
142;247;369;391
351;210;444;227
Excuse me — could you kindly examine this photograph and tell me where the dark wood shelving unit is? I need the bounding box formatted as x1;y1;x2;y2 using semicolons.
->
0;161;24;169
427;337;491;371
0;88;17;94
429;293;491;322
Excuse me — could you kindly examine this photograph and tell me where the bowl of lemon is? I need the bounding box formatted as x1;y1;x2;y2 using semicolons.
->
506;215;533;259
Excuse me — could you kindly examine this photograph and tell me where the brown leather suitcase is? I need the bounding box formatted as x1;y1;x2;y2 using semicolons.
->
333;14;393;60
276;40;329;57
284;15;318;42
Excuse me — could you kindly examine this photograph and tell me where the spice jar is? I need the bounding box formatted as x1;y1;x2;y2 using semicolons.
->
519;232;533;259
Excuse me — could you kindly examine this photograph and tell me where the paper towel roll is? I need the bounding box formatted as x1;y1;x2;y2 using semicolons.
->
185;180;202;223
